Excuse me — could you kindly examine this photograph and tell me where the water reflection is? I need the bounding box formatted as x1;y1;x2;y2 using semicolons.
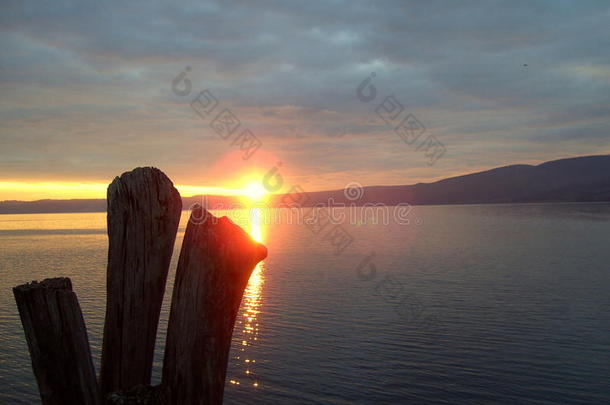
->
230;208;265;389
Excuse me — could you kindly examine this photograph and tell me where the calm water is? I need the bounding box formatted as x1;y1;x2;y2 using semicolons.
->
1;204;609;404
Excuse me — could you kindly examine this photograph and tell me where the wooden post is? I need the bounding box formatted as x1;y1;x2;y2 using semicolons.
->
162;206;267;405
106;385;167;405
100;167;182;398
13;278;100;405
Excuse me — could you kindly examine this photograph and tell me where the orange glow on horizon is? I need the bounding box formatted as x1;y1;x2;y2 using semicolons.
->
0;179;271;202
0;181;109;201
0;150;284;201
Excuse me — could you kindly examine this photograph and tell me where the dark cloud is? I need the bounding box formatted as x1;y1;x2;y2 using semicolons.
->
0;0;609;191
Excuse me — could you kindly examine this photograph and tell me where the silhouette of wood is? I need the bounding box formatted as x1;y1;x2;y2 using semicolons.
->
106;385;167;404
13;277;100;405
13;168;265;405
162;207;267;405
100;167;182;398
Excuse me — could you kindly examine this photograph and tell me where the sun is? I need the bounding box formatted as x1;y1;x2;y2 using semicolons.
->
243;181;268;203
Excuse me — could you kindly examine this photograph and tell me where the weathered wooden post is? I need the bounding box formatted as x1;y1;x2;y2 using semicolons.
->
13;277;100;405
14;167;266;404
100;167;182;398
162;206;267;405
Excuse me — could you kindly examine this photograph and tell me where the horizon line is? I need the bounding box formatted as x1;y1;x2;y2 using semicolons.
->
1;153;608;203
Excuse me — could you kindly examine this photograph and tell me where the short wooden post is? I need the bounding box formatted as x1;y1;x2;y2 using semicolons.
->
100;167;182;398
162;207;267;405
13;277;100;405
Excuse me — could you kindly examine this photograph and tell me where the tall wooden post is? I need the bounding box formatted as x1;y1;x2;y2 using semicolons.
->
162;206;267;405
100;167;182;398
13;278;100;405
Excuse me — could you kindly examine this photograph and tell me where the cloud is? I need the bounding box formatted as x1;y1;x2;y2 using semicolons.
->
0;0;609;196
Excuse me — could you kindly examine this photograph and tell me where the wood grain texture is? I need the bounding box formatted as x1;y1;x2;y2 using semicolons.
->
162;207;267;405
100;167;182;398
13;277;100;405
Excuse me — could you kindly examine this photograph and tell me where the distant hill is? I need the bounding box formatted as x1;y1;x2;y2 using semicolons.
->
0;199;107;214
1;155;609;214
291;154;610;207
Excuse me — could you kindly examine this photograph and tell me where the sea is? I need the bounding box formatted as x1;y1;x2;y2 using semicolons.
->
1;204;609;404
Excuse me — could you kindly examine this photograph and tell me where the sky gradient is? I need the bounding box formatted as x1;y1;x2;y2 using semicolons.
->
1;0;609;200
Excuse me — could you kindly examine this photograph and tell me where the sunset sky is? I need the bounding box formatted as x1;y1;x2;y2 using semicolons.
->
1;1;609;200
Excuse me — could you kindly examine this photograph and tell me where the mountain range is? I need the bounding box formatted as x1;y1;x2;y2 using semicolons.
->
2;155;609;214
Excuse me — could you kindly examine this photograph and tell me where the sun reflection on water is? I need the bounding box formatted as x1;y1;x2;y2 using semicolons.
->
231;207;265;389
